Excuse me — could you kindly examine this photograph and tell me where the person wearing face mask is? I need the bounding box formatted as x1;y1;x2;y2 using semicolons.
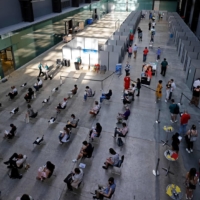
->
93;177;116;199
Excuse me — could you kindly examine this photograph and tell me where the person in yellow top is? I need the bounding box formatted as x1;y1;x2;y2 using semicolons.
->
155;80;163;103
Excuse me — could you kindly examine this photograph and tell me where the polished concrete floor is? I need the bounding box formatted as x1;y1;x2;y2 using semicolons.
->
0;15;200;200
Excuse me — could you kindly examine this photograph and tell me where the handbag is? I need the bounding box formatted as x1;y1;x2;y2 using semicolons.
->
64;173;73;183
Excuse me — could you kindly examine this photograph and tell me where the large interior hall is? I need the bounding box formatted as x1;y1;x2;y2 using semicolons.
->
0;0;200;200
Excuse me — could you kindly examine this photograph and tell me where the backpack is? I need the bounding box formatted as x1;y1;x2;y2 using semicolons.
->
117;137;124;147
9;168;20;179
174;104;180;114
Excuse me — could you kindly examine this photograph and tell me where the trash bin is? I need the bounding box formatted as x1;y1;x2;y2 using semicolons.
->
74;62;80;70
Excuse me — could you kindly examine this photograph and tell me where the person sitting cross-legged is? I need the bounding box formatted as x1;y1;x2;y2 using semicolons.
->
117;107;130;123
112;122;128;138
89;123;102;140
93;177;116;199
7;86;18;99
64;167;84;191
36;161;55;181
26;104;37;119
66;114;79;129
102;148;119;170
56;98;68;113
68;85;78;98
33;78;43;92
4;124;17;139
58;127;70;144
4;153;26;169
72;141;93;163
90;101;100;115
100;89;112;103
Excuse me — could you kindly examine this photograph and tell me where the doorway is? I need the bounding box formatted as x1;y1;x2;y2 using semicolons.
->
0;47;15;77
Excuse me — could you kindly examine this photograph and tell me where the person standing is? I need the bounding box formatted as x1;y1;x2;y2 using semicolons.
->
179;111;191;135
148;21;151;31
137;27;141;39
138;29;143;41
185;168;198;199
160;58;168;77
156;47;161;60
136;78;141;97
155;80;162;102
185;125;198;153
124;73;130;91
133;44;138;59
149;12;152;20
124;62;130;76
169;99;179;123
169;79;176;100
190;86;200;107
193;78;200;90
143;47;149;62
165;81;171;102
38;62;44;77
128;45;132;59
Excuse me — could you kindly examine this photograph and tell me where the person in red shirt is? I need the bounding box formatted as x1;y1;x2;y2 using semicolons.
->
124;73;130;90
179;111;191;135
143;47;149;62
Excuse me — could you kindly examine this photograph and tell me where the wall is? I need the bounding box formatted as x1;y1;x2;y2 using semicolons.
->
32;0;52;19
0;0;22;28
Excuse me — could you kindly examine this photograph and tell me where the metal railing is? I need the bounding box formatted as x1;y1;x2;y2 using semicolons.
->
179;92;200;109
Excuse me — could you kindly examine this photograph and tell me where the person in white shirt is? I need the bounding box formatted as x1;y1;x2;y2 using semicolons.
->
113;122;128;137
34;78;43;91
169;79;176;100
193;78;200;89
7;86;18;99
90;101;100;115
56;98;67;112
65;168;83;190
152;21;156;27
133;44;138;59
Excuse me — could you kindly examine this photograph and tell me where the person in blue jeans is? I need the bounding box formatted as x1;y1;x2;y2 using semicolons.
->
100;90;112;103
93;177;116;199
84;86;94;101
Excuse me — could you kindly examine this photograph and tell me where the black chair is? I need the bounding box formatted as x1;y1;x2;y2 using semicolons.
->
86;146;94;158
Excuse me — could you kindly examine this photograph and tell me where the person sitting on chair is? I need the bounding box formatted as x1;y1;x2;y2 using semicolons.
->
90;101;100;115
72;141;93;163
112;123;128;138
33;78;43;91
93;177;116;199
66;114;78;129
56;98;68;113
26;104;37;119
4;124;17;139
102;148;119;170
68;85;78;98
36;161;55;181
84;86;95;101
7;86;18;99
122;95;131;106
4;153;26;169
89;123;102;140
64;167;84;191
117;107;130;123
100;89;112;103
127;83;136;100
58;127;70;144
24;88;34;103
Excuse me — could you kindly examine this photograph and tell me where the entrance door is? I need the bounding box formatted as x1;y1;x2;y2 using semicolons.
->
0;47;15;77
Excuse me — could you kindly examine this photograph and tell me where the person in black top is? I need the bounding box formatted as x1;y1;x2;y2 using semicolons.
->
136;78;141;96
190;86;200;107
171;133;180;153
24;88;34;103
72;141;93;163
4;124;17;139
100;89;112;103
